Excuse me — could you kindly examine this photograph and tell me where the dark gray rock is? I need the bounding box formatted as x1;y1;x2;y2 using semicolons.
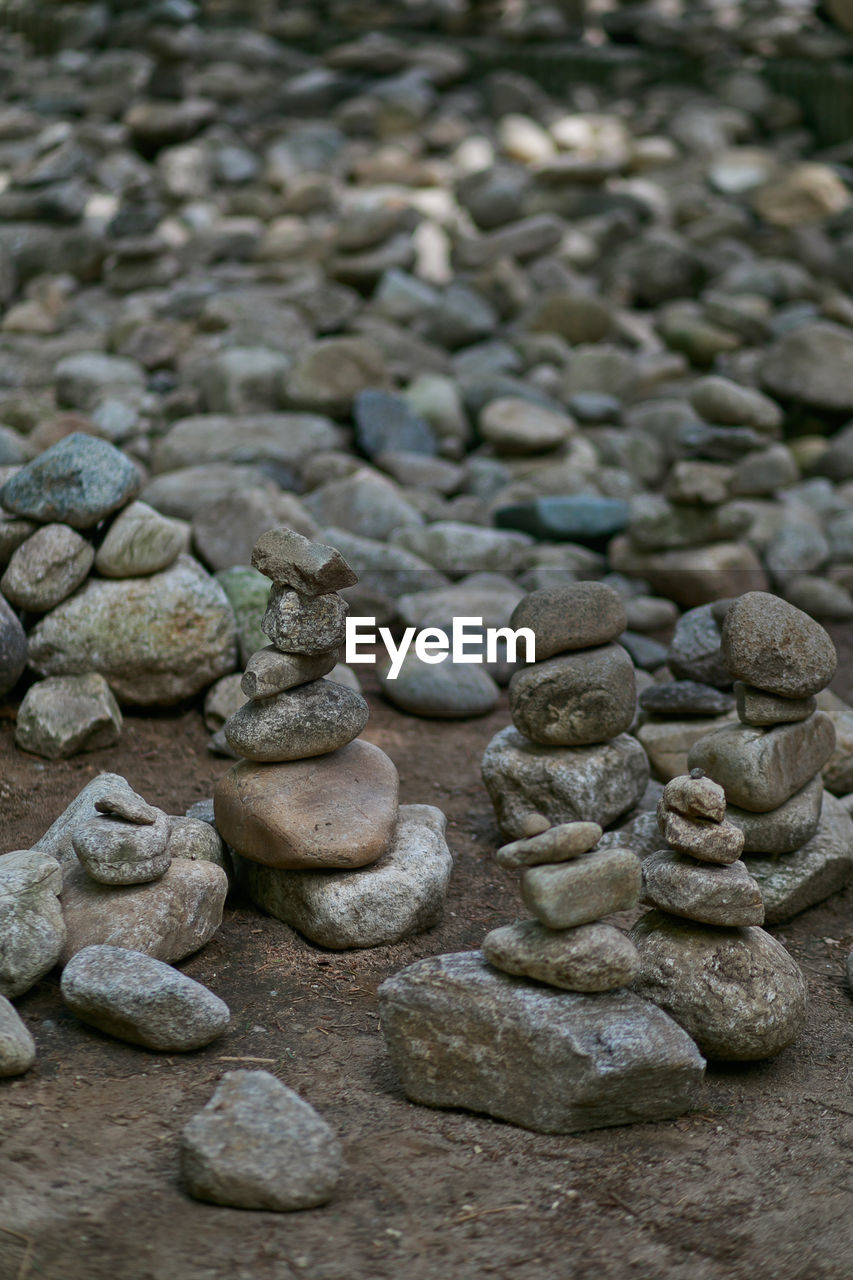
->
0;434;140;529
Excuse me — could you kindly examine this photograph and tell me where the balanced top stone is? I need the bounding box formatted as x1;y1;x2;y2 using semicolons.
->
251;527;357;597
508;582;627;662
662;772;726;823
720;592;837;699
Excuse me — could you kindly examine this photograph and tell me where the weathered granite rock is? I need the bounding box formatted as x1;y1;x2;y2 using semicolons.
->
521;847;641;929
379;951;705;1133
214;740;399;870
631;912;806;1060
484;920;639;992
72;808;171;886
745;794;853;923
482;728;649;839
181;1071;343;1211
166;817;232;880
662;772;727;822
261;586;349;655
637;715;739;781
495;821;602;870
224;679;368;762
61;945;230;1051
642;851;764;926
667;603;730;688
34;774;141;864
508;644;636;747
721;592;837;699
726;775;824;854
27;555;239;705
0;591;27;699
94;501;187;578
507;583;627;662
0;994;35;1076
251;527;357;595
60;859;227;965
0;849;65;997
0;522;94;612
241;647;338;699
15;673;123;760
735;683;816;726
687;713;836;812
237;804;450;949
0;433;140;528
657;809;745;865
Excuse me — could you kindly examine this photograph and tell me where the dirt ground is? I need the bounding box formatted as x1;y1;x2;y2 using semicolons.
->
2;629;853;1280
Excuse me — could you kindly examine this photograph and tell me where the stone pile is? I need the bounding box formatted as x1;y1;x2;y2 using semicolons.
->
481;581;649;839
630;768;807;1060
686;592;853;922
214;526;453;949
380;818;705;1133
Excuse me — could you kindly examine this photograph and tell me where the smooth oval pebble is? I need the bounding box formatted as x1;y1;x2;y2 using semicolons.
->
509;582;627;661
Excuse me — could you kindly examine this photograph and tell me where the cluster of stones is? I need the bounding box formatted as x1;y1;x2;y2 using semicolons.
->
214;526;453;950
630;769;807;1060
481;581;649;841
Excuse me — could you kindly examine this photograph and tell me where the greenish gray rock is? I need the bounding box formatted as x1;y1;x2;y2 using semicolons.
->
224;679;368;762
641;851;764;926
484;920;639;992
508;582;626;661
509;644;636;747
759;321;853;412
482;727;649;839
727;775;824;854
378;651;499;719
687;712;836;812
637;715;738;782
251;527;358;595
72;808;171;886
237;804;451;949
34;774;140;865
494;496;630;545
60;858;227;965
15;673;122;760
203;674;247;732
0;994;36;1076
745;793;853;923
181;1071;343;1211
735;682;816;726
379;951;705;1133
391;521;532;578
215;565;269;666
630;912;807;1060
0;849;65;998
0;433;140;529
305;471;424;542
495;821;602;870
0;523;94;612
94;501;187;578
27;555;238;706
521;847;641;929
689;375;782;431
241;647;337;699
61;945;230;1051
721;592;837;698
261;586;348;655
627;494;751;552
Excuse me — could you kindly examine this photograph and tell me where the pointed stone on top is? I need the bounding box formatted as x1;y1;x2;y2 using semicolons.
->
250;528;357;596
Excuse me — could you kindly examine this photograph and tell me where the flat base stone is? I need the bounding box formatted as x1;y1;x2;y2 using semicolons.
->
745;793;853;924
481;727;649;840
379;951;705;1134
235;804;451;949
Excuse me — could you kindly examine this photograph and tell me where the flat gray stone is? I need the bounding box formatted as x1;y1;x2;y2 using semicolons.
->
241;646;337;699
34;774;141;865
237;804;451;949
484;920;639;992
495;822;602;870
61;945;230;1051
0;849;65;998
735;682;816;726
378;651;499;720
641;851;764;926
631;912;807;1060
721;592;837;698
15;673;122;760
224;679;368;762
482;727;649;840
727;775;824;854
745;793;853;923
521;847;641;929
251;527;357;595
0;994;36;1076
261;586;348;655
637;714;738;782
181;1070;343;1211
687;712;836;812
379;951;705;1133
509;644;636;747
152;413;343;475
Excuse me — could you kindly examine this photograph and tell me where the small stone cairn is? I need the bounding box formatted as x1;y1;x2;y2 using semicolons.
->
214;527;453;950
630;768;808;1061
481;581;649;839
686;592;853;923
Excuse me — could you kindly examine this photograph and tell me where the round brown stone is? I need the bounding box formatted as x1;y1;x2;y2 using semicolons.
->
213;739;399;870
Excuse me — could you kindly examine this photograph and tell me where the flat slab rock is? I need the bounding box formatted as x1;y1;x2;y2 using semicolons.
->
744;792;853;924
235;804;451;949
482;727;649;840
60;859;227;966
379;951;705;1134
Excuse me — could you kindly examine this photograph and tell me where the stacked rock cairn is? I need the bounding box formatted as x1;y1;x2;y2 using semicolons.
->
481;581;649;840
213;527;452;950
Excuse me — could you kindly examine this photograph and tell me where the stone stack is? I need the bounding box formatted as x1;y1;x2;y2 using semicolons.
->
214;527;453;949
482;821;642;994
481;581;650;840
630;768;807;1061
686;592;853;923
